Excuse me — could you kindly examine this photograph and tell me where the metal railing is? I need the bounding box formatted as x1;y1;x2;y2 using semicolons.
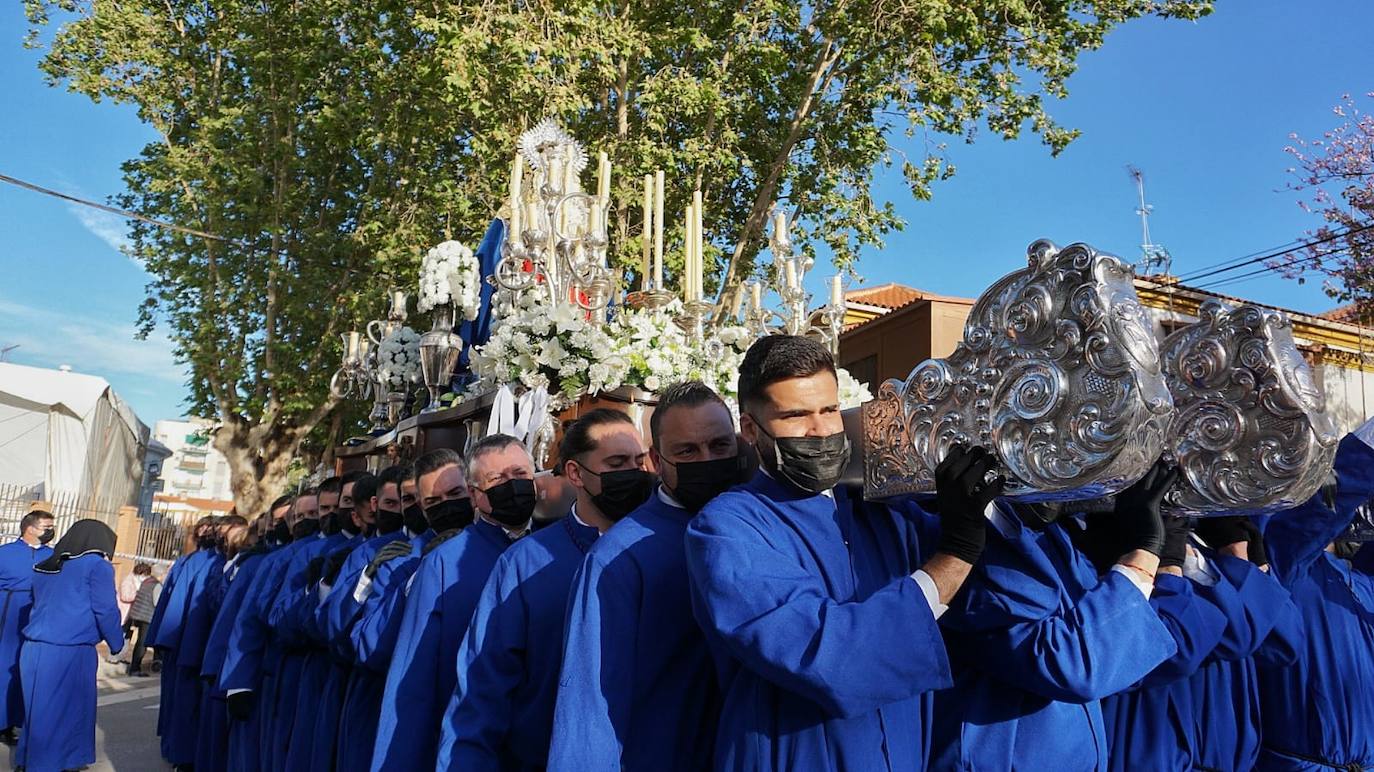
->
0;482;123;544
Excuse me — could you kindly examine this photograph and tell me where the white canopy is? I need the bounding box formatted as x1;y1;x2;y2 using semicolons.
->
0;362;149;508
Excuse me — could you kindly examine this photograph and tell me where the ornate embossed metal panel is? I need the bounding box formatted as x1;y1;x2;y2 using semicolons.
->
861;240;1174;501
1160;300;1339;515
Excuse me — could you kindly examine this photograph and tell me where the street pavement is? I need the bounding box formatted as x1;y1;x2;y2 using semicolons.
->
4;654;165;771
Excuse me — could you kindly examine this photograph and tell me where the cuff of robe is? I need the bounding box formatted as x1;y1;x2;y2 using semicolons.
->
909;570;948;620
1181;545;1219;586
226;688;251;696
1110;564;1154;599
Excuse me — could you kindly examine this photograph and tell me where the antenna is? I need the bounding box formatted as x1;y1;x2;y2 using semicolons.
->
1127;165;1172;276
0;344;17;362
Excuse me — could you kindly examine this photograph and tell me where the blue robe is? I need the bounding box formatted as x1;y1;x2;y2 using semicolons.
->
931;503;1177;771
683;475;951;772
440;511;595;772
147;552;192;746
371;519;512;772
1188;553;1303;772
219;538;313;771
169;549;226;766
1257;434;1374;770
17;554;124;772
198;551;269;772
1100;573;1228;772
550;494;719;772
0;539;51;730
149;548;219;765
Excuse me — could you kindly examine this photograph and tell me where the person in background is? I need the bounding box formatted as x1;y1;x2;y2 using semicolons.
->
125;563;160;676
0;509;54;746
117;557;141;632
372;435;527;771
16;519;124;772
548;393;718;772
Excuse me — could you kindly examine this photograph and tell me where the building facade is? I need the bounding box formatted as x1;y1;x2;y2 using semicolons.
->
151;418;235;504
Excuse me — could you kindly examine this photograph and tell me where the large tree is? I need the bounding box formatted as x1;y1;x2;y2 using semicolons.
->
1281;93;1374;315
25;0;1210;513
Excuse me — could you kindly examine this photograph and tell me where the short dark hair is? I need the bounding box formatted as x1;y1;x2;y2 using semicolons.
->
20;510;53;533
221;514;248;528
466;434;528;481
558;408;634;468
341;470;369;486
351;472;381;503
270;495;293;513
737;335;836;413
318;476;343;495
378;464;409;493
414;448;463;483
650;381;729;449
134;562;152;575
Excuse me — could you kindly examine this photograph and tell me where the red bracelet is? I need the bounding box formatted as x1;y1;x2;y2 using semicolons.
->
1119;562;1156;581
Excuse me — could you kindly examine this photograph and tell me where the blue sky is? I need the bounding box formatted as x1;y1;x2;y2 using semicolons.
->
2;0;1372;426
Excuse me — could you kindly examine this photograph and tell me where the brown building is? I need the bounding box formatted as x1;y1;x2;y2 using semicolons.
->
838;283;976;387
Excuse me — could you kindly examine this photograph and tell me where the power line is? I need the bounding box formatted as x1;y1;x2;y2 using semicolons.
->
1173;221;1374;285
0;171;241;244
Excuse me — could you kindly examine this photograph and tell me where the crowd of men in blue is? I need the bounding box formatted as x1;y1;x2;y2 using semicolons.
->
6;333;1374;771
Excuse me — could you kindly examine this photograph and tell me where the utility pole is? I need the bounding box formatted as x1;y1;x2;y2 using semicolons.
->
1127;165;1173;277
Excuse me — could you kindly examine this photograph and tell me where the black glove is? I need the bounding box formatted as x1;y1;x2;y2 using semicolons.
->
1159;516;1193;569
422;528;462;557
1114;460;1179;557
1237;518;1268;567
933;445;1005;564
1195;516;1250;552
323;548;352;586
1064;508;1126;575
366;540;414;578
226;691;255;721
305;556;327;585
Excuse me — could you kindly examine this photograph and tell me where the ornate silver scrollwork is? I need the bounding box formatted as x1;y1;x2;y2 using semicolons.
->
861;240;1174;501
1161;300;1339;514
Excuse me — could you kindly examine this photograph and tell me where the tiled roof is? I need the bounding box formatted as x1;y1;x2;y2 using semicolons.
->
1319;304;1368;324
844;283;925;310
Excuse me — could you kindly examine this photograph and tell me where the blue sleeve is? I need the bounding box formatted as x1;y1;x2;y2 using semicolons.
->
90;560;125;654
682;510;952;719
177;564;223;670
1265;435;1374;586
149;556;194;650
548;555;635;770
202;561;258;681
1252;569;1304;667
219;555;286;693
321;550;374;660
1199;554;1296;663
372;553;445;771
438;558;520;772
1136;574;1227;689
351;557;421;672
887;496;942;565
145;556;181;644
266;547;316;632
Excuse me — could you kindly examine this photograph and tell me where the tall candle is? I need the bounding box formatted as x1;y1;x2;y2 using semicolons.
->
391;289;406;318
774;209;786;242
784;260;798;291
692;190;704;302
509;154;523;236
653;170;665;289
641;174;652;290
682;208;693;302
750;281;762;312
346;331;360;359
597;152;610;201
830;275;843;307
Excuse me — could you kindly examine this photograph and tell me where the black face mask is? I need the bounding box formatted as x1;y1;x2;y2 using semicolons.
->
338;508;361;535
271;520;292;545
482;478;538;528
376;508;405;535
319;510;342;536
1333;540;1363;561
664;454;747;513
291;518;321;540
39;527;55;545
426;497;474;534
403;503;428;535
753;421;851;495
1015;502;1065;532
583;467;656;522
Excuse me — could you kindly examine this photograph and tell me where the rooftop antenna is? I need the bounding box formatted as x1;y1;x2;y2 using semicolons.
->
0;344;17;362
1128;165;1172;277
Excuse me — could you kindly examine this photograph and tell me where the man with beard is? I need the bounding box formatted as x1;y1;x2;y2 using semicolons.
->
549;390;736;772
372;435;531;771
444;409;640;770
0;509;54;745
684;335;1005;772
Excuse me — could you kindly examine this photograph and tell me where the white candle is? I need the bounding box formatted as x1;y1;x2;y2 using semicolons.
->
597;152;610;201
682;208;693;302
509;154;523;236
750;281;762;312
774;209;787;242
784;260;797;291
653;170;665;289
693;190;704;302
391;290;406;317
346;331;360;359
641;174;652;290
830;275;843;307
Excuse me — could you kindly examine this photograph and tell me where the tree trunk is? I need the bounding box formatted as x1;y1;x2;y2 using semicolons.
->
214;421;299;516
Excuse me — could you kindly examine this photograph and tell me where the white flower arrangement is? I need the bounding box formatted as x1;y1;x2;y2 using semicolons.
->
417;240;482;320
376;326;422;389
836;366;872;409
471;291;629;399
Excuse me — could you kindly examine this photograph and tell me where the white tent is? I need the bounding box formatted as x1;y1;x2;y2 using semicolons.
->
0;362;149;509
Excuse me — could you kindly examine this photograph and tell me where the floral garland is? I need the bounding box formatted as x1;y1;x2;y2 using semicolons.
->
376;326;422;389
417;240;482;320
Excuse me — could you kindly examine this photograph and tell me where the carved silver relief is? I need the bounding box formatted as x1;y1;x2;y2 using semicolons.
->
1160;300;1339;515
861;240;1174;501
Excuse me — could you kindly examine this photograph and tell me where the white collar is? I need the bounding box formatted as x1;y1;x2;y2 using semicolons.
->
570;503;599;530
479;513;530;541
656;484;686;509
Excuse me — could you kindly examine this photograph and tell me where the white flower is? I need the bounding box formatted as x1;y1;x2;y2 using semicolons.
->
836;366;872;409
643;375;662;392
417;240;481;319
377;326;421;388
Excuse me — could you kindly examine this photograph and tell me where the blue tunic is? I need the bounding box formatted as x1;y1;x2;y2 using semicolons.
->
200;550;270;772
0;539;51;729
1257;434;1374;770
931;503;1177;772
168;549;226;765
150;548;219;765
683;475;951;772
439;511;595;772
1188;553;1303;772
550;494;719;772
17;554;124;772
371;519;512;772
1100;573;1227;772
